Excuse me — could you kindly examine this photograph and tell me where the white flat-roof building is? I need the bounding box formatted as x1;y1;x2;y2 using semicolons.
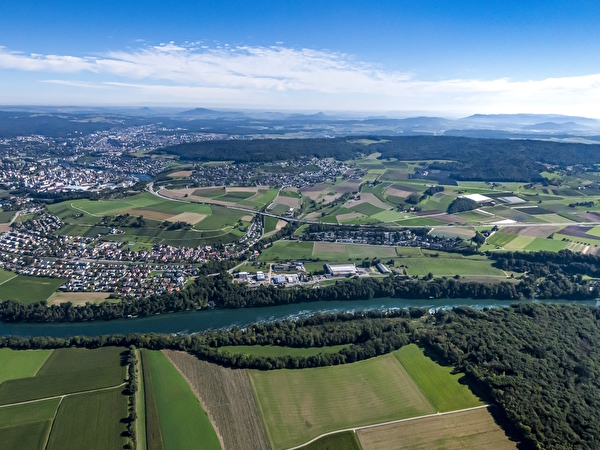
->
272;275;287;284
326;264;358;276
461;193;492;203
238;272;248;279
256;271;265;281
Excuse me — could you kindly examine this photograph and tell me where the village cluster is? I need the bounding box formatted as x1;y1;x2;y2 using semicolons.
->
191;158;348;188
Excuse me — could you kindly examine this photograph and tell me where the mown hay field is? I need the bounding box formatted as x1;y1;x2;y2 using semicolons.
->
164;350;269;450
357;407;518;450
0;347;125;405
0;348;53;384
47;389;128;450
394;344;483;412
143;350;220;450
249;352;435;449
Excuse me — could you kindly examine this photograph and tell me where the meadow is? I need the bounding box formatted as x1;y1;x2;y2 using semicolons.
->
249;352;434;449
0;276;66;304
394;344;482;412
0;348;53;384
142;350;221;450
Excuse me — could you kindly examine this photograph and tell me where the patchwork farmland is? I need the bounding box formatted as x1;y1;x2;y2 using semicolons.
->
0;347;129;450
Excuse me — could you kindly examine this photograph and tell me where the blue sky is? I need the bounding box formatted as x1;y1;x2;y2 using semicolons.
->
1;0;599;116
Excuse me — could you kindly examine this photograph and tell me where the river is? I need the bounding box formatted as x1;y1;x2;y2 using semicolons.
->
1;297;598;338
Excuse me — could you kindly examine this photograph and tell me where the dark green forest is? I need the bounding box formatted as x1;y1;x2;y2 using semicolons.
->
158;136;600;181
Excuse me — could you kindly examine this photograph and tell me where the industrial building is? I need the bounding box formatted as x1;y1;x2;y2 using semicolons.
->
325;264;358;276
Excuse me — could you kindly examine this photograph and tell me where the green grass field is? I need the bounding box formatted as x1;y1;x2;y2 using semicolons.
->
299;431;363;450
404;258;504;277
264;215;279;233
0;267;16;284
260;241;315;261
141;350;164;450
0;399;59;450
0;276;66;304
143;350;220;450
0;348;53;384
394;345;483;412
351;203;385;216
487;232;517;247
523;238;570;252
194;205;246;230
0;210;15;223
270;203;292;215
46;389;128;450
250;352;434;449
218;344;350;358
135;350;147;450
0;347;126;405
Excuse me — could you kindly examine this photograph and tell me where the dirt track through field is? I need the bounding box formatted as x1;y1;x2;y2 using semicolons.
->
356;406;517;450
163;350;269;450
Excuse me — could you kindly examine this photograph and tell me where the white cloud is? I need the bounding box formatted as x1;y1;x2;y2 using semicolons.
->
0;43;599;116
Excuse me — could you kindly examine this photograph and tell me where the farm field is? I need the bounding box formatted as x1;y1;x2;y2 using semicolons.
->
300;431;363;450
260;241;315;261
218;344;350;358
263;215;280;233
48;193;249;246
47;291;111;306
356;407;517;450
394;344;483;412
0;267;16;284
0;347;129;450
46;389;128;450
403;257;504;277
140;350;163;450
0;276;66;304
0;348;53;384
249;352;435;449
142;350;221;450
0;399;60;450
164;350;270;450
0;347;126;405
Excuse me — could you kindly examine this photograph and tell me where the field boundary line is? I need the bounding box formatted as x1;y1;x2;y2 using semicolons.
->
43;396;63;450
0;274;18;286
162;350;226;450
70;203;101;217
0;381;127;409
285;404;492;450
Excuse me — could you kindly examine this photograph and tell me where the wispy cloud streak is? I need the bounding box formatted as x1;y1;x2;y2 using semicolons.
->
0;43;599;115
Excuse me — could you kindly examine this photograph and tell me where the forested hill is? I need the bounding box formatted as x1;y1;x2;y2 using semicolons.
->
157;136;600;181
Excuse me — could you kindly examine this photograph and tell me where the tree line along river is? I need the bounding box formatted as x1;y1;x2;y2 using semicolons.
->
0;297;598;338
